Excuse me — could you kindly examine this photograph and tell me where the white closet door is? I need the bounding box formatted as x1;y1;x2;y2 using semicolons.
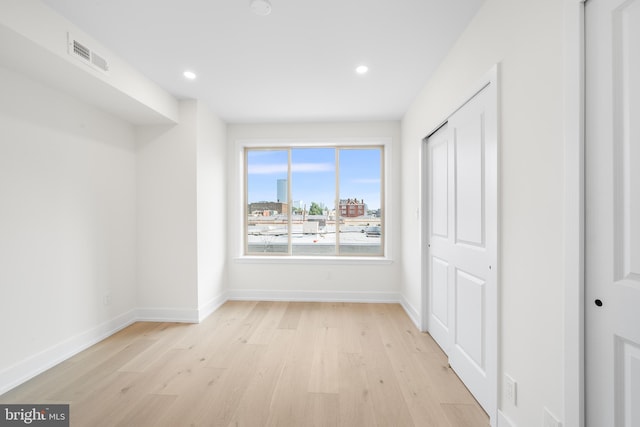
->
586;0;640;425
426;80;497;418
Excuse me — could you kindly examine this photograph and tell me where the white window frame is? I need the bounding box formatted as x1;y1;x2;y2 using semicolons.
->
233;137;393;264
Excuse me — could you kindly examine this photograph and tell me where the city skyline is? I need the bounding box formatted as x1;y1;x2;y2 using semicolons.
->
247;147;382;211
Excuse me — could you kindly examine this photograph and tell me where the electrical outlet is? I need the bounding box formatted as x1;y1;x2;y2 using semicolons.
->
103;293;111;306
543;408;561;427
505;374;517;406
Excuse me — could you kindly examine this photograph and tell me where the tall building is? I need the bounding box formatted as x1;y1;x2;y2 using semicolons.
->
277;179;287;202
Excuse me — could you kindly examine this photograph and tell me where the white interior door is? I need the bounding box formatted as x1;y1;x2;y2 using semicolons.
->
586;0;640;425
426;79;497;421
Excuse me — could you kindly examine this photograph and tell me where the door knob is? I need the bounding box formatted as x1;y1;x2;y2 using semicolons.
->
594;299;603;307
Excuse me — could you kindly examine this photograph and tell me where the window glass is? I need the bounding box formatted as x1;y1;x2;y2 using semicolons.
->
246;149;289;254
291;148;336;256
338;148;383;255
245;145;383;257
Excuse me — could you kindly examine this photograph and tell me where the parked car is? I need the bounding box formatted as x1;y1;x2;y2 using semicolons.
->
365;226;381;237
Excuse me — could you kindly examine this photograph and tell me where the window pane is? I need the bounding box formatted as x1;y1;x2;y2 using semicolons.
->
338;148;383;255
291;148;336;256
246;150;289;254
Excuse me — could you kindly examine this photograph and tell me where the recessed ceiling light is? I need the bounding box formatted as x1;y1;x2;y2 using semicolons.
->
183;70;197;80
250;0;272;16
356;65;369;75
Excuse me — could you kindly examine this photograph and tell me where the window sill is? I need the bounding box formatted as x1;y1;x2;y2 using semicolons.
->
234;256;394;265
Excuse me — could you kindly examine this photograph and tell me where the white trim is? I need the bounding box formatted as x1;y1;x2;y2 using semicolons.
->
420;128;430;332
420;64;499;427
135;307;200;323
564;1;586;427
227;289;400;303
198;293;229;322
400;294;421;330
234;256;393;265
0;309;136;396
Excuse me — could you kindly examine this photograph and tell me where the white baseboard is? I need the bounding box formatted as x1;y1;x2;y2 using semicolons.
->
198;293;228;322
226;289;401;303
399;294;422;331
135;307;200;323
0;309;136;396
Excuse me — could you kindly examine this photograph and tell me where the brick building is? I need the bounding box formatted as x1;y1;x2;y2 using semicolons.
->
339;198;366;218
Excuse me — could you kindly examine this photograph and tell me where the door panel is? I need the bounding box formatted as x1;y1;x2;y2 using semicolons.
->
426;78;497;420
432;140;449;238
617;338;640;425
455;268;485;369
455;115;485;246
431;256;449;329
586;0;640;425
615;0;640;282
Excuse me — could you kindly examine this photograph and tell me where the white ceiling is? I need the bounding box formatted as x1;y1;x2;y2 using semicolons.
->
41;0;484;124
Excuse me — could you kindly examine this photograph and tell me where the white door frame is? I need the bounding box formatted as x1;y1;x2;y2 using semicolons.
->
564;1;586;427
421;64;499;426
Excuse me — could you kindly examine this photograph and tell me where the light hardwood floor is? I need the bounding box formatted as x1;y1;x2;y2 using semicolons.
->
0;302;488;426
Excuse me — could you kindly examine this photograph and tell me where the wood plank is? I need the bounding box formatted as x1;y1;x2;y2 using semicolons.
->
277;301;304;330
375;304;451;426
441;403;490;427
185;344;267;427
382;303;442;354
304;392;339;427
308;327;339;394
266;308;318;427
358;304;415;426
117;323;188;372
204;301;271;369
336;352;376;427
114;394;177;427
69;371;145;426
152;366;228;427
337;303;365;354
49;338;157;401
247;300;289;345
227;329;295;426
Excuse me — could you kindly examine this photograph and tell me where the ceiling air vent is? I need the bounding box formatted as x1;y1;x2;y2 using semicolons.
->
67;32;110;74
73;40;90;61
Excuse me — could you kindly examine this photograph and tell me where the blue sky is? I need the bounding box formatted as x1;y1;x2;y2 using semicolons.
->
247;147;381;210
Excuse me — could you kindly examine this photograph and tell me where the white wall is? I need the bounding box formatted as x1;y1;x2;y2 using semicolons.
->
401;0;565;425
136;100;228;322
196;102;228;318
226;122;405;305
0;66;138;392
136;102;199;320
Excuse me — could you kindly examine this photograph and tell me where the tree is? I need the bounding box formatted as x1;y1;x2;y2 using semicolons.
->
308;202;323;215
